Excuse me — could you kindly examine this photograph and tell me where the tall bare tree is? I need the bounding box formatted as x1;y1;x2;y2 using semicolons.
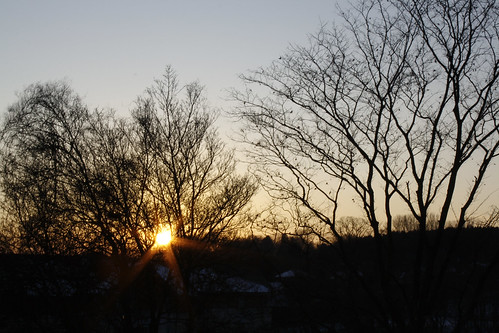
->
133;67;257;246
0;84;147;254
131;67;257;332
232;0;499;330
0;82;90;254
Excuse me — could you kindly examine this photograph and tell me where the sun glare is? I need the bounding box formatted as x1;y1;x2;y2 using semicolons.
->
155;227;172;246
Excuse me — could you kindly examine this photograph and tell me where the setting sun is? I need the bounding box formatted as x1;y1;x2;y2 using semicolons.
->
155;227;172;246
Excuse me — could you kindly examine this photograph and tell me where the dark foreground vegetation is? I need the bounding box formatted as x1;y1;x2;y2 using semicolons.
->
1;227;499;333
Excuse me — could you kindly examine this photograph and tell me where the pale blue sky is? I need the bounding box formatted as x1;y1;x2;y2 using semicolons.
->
1;0;340;114
2;1;496;219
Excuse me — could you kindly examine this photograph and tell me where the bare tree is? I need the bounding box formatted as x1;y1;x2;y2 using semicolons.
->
0;69;256;258
232;0;499;330
336;216;372;239
131;67;257;332
0;82;151;255
0;82;90;254
133;67;257;246
467;206;499;228
393;213;439;232
74;111;157;255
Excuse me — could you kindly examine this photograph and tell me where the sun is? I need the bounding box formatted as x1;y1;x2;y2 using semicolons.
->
155;227;172;246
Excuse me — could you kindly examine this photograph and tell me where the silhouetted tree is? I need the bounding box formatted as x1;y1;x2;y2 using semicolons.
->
132;68;257;331
0;83;148;255
133;67;257;247
467;206;499;228
335;216;371;239
232;0;499;330
0;82;90;254
0;69;256;258
393;213;439;233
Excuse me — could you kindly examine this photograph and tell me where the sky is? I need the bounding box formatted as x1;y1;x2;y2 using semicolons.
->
1;0;340;117
0;0;344;216
1;0;497;220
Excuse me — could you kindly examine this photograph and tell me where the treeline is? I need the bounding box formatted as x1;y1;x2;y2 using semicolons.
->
2;228;499;332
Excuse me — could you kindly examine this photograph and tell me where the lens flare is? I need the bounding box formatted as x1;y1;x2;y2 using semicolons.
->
155;227;172;246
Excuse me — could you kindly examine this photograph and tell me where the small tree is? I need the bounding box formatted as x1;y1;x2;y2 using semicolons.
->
393;213;439;233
